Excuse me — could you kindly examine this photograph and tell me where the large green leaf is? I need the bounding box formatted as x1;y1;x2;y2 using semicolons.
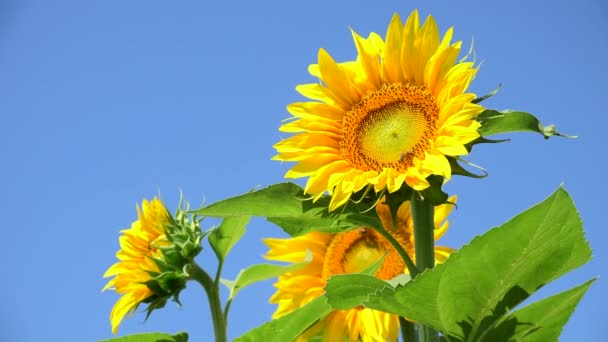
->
480;279;595;342
325;273;393;310
222;253;311;300
362;187;591;341
324;273;412;311
477;109;574;138
208;216;251;261
193;183;381;236
234;297;332;342
99;332;188;342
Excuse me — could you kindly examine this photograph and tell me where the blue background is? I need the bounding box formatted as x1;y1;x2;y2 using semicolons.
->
0;1;606;341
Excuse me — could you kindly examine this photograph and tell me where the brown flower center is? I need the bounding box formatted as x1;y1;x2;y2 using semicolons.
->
322;228;411;281
340;83;439;171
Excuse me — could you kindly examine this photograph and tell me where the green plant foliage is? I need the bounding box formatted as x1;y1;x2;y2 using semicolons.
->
325;274;391;310
235;297;332;342
321;188;592;341
480;279;595;342
193;183;381;236
209;216;251;261
98;331;188;342
222;252;312;300
477;109;574;138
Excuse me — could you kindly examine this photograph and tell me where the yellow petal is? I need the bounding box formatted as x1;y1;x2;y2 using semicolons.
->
287;101;345;121
296;83;349;110
420;152;451;179
304;160;350;195
329;185;353;211
273;132;339;153
425;42;461;96
279;118;341;135
404;166;431;190
382;13;404;84
352;30;382;90
273;146;340;162
286;154;343;177
318;48;361;105
434;246;456;263
401;9;420;81
412;15;440;84
386;168;407;193
434;136;469;156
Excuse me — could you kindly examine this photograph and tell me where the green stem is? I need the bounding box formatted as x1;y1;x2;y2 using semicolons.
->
190;263;227;342
410;193;438;342
374;222;419;278
224;298;233;323
399;317;416;342
411;193;436;274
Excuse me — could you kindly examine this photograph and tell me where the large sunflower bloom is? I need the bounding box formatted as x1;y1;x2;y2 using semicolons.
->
264;197;456;342
103;197;171;334
274;10;483;210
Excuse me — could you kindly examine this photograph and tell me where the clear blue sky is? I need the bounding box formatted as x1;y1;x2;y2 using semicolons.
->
0;1;606;341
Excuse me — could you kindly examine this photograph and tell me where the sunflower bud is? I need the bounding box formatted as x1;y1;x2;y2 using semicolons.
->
103;197;204;334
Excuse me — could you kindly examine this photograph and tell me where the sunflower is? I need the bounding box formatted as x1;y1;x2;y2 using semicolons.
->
274;10;483;210
103;197;171;334
264;197;456;342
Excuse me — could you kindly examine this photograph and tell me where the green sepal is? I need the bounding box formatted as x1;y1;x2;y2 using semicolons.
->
448;157;487;179
154;272;187;295
477;109;575;139
181;240;200;259
419;175;448;206
382;185;414;231
139;270;187;320
472;83;501;104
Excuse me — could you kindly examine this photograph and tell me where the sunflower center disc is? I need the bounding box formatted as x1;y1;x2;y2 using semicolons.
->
358;102;427;164
343;237;385;274
341;83;439;171
322;228;407;280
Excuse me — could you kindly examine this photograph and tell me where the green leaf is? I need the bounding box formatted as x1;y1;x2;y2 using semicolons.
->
324;273;411;310
195;183;307;217
361;250;389;276
208;216;251;261
235;297;332;342
477;109;575;139
223;252;312;300
480;279;595;342
99;332;188;342
364;187;591;341
325;273;392;310
193;183;381;236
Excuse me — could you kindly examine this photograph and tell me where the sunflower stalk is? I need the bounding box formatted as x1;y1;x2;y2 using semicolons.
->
190;263;227;342
410;192;439;342
373;219;419;278
379;187;420;277
399;317;416;342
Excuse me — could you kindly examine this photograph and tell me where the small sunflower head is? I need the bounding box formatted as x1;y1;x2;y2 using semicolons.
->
103;197;204;334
